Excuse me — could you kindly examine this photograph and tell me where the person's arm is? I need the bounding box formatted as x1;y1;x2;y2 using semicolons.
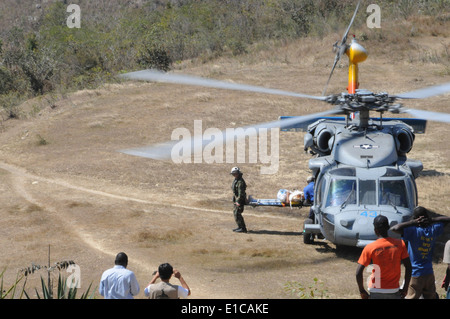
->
174;269;191;296
149;271;159;285
390;216;426;235
442;265;450;290
400;257;412;298
392;215;450;235
356;264;369;299
144;271;159;297
99;279;105;297
130;272;140;297
431;216;450;224
235;180;246;206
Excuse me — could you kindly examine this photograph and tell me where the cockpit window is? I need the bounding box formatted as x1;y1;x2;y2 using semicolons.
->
379;180;408;207
326;179;356;207
359;180;376;205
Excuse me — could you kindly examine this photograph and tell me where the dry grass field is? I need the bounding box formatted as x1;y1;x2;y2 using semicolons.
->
1;23;449;299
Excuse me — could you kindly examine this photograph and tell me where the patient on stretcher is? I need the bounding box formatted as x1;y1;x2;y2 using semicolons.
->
247;188;305;208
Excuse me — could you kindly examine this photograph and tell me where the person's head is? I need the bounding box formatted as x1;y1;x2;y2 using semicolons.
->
230;167;242;178
115;252;128;268
373;215;390;238
412;206;429;220
158;263;173;280
307;176;315;183
412;206;432;227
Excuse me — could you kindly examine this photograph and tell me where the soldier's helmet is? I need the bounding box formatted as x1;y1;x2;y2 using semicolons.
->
230;167;241;175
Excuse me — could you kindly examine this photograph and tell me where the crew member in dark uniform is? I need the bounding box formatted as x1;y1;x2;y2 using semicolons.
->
303;175;315;219
231;167;247;233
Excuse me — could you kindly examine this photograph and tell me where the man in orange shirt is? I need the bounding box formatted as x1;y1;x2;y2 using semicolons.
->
356;215;412;299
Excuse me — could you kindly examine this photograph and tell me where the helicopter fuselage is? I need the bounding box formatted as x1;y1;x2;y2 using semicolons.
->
303;118;423;247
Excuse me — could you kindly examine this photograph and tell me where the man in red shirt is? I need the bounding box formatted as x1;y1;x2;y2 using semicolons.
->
356;215;412;299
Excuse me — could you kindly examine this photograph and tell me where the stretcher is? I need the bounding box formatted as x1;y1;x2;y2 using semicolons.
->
246;189;307;208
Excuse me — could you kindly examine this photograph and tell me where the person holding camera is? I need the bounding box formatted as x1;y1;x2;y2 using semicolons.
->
144;263;191;299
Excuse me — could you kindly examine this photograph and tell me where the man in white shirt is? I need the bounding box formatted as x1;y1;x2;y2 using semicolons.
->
144;263;190;299
99;252;140;299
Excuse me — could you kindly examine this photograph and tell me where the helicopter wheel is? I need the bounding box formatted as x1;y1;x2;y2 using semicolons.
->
303;218;315;245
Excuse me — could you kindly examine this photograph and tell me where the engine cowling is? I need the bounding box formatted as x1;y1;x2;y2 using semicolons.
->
316;127;335;154
394;126;415;154
310;122;336;155
304;121;337;156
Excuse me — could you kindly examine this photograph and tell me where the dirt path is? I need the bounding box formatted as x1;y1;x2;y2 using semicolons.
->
0;161;298;222
5;165;115;258
0;160;306;298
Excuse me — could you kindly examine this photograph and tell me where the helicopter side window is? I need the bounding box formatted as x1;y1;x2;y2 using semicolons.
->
315;175;324;206
406;179;418;208
326;179;356;207
359;180;376;205
379;180;407;208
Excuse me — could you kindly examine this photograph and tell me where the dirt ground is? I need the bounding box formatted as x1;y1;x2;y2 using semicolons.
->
0;32;449;299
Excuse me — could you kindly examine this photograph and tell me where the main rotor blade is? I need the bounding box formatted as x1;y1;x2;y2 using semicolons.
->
401;108;450;123
322;0;361;96
322;55;340;96
120;69;328;101
341;0;361;45
120;109;341;161
393;82;450;99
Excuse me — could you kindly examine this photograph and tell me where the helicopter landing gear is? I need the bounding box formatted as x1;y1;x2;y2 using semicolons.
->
303;218;325;244
303;218;315;244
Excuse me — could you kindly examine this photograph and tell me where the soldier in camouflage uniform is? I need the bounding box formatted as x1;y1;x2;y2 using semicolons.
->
231;167;247;233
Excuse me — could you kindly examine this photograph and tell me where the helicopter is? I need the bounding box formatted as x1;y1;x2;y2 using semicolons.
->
118;0;450;248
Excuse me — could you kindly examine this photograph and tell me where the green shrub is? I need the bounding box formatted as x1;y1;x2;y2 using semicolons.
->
284;277;329;299
137;46;172;71
28;274;94;299
0;0;448;109
0;268;25;299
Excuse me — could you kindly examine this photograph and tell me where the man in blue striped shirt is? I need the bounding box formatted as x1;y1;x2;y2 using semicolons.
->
99;252;140;299
391;206;450;299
